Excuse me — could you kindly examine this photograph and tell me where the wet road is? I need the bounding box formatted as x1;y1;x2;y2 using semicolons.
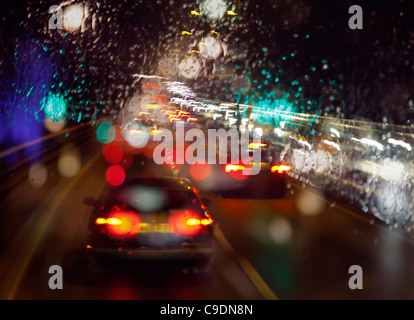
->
0;125;413;300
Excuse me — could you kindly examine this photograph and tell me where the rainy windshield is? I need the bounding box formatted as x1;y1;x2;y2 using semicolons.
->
1;0;414;303
102;185;202;213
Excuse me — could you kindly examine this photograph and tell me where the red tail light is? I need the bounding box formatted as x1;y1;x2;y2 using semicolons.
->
96;211;141;237
186;218;200;226
185;218;212;226
271;165;291;174
225;164;245;172
106;217;122;225
201;218;212;226
168;210;210;236
95;218;106;225
95;217;123;225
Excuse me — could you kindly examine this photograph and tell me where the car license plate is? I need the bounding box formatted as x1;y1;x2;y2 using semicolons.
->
139;223;173;233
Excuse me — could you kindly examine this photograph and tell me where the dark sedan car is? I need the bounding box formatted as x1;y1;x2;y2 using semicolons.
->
83;176;214;283
210;141;291;198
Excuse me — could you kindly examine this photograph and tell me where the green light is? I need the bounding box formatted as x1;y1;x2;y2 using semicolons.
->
96;123;116;144
43;93;67;120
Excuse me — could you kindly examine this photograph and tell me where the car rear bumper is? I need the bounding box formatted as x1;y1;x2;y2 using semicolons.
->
87;246;213;271
211;169;287;196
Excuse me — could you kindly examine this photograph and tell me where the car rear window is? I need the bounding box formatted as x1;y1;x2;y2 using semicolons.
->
102;185;202;213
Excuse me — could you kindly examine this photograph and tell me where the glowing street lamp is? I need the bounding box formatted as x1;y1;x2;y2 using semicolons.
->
199;0;228;21
199;35;222;60
178;56;202;79
63;4;84;32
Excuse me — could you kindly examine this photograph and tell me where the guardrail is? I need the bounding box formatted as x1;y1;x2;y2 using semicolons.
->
271;111;413;235
182;98;414;235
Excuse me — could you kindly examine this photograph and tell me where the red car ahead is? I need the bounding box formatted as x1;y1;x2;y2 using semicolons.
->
83;176;214;284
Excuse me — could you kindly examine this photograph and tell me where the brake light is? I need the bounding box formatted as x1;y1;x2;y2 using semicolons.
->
106;217;122;225
185;218;212;226
95;212;141;237
186;218;200;226
201;218;212;226
95;218;106;225
225;164;245;172
169;210;203;236
271;165;291;173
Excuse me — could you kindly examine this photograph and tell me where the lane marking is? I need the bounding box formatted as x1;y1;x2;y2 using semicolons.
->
214;227;279;300
3;152;101;300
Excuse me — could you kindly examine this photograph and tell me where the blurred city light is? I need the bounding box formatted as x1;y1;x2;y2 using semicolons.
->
28;162;48;187
62;4;84;32
57;145;81;178
200;0;228;20
178;56;202;79
199;36;223;60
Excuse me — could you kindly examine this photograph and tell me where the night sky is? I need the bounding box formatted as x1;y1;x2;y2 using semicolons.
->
1;0;414;127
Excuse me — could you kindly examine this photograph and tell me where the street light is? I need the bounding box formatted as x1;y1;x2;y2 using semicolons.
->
199;0;228;21
199;36;222;60
178;56;202;79
63;4;84;32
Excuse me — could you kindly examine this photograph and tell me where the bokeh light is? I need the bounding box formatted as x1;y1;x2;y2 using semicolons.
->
189;163;211;180
63;4;84;32
28;162;48;187
122;128;150;148
199;36;222;60
57;145;82;178
43;93;67;120
268;217;293;245
44;116;66;133
199;0;228;20
96;122;116;144
103;143;124;164
178;56;202;79
105;165;126;186
296;189;325;216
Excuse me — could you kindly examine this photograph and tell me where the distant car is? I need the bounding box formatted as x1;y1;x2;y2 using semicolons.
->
83;176;214;283
210;141;291;198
